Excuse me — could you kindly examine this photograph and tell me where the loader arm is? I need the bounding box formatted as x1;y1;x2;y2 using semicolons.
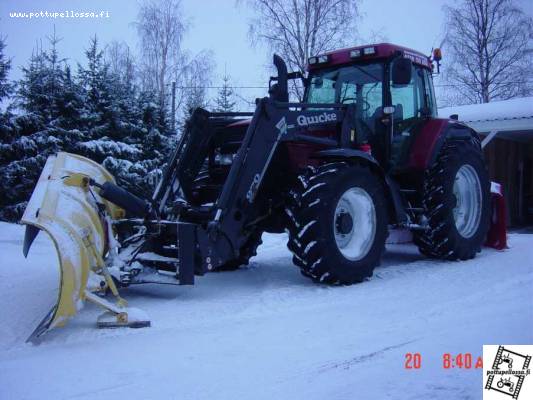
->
153;109;255;213
176;99;355;271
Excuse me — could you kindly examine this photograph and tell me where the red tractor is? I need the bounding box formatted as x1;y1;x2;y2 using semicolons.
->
153;42;492;284
22;43;504;337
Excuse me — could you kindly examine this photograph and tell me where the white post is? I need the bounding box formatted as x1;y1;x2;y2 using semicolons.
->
481;130;498;148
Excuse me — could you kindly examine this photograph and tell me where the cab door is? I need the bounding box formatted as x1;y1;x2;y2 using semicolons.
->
337;69;388;166
388;64;434;170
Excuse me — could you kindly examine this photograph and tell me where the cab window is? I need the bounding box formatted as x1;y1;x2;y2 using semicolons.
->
390;64;425;121
306;63;383;113
422;69;437;117
339;80;382;118
307;72;336;103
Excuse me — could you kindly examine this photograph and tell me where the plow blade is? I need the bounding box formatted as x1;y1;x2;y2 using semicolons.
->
485;182;508;250
21;152;124;340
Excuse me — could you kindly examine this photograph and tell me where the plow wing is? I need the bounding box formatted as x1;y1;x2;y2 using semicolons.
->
21;152;126;340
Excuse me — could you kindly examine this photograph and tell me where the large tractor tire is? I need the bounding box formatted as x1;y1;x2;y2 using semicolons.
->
414;140;491;260
286;162;388;284
215;230;263;271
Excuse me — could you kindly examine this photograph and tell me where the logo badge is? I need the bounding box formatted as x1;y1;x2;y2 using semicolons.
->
275;117;287;135
296;112;337;127
483;345;532;399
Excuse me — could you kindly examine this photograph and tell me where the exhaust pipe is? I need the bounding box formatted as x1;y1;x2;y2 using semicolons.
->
272;54;289;102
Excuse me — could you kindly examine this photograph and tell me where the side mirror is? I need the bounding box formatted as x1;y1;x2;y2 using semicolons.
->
392;58;412;85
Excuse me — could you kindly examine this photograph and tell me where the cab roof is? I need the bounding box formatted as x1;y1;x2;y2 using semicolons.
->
307;43;432;71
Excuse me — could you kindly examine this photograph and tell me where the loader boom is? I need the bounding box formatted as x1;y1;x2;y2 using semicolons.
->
151;97;358;274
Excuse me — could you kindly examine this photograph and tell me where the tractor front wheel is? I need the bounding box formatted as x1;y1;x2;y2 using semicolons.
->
215;230;263;271
287;162;388;284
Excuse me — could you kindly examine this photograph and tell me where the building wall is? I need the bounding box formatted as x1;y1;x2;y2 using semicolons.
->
526;142;533;225
483;138;533;226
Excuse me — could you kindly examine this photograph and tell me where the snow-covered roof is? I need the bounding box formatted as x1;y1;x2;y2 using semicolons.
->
438;97;533;140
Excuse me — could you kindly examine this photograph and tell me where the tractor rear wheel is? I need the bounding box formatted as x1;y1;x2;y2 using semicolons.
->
287;162;388;284
414;140;491;260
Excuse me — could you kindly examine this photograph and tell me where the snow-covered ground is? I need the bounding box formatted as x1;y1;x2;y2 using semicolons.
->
0;221;531;400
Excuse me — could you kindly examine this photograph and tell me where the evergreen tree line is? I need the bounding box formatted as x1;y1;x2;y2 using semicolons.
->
0;33;238;222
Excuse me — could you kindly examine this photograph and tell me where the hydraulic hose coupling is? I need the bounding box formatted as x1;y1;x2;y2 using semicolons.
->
89;179;151;218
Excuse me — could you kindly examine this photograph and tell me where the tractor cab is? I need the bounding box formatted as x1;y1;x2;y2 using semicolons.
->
304;43;438;170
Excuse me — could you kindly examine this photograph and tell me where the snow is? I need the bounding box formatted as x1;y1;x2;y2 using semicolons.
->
439;97;533;122
136;252;179;262
0;221;532;399
123;307;150;323
78;139;142;159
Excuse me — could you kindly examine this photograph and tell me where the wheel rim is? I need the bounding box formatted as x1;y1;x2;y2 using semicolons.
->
333;187;376;261
453;164;482;238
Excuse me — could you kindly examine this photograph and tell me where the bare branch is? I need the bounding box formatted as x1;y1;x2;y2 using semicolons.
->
135;0;189;116
245;0;360;100
443;0;532;104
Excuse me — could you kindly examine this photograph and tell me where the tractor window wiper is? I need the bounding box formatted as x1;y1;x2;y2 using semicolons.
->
350;64;382;83
336;65;381;104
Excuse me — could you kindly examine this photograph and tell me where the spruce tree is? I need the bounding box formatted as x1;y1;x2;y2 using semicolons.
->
0;33;175;221
214;71;236;113
0;35;15;220
77;36;115;137
0;32;86;221
0;36;12;104
75;36;140;165
76;36;171;199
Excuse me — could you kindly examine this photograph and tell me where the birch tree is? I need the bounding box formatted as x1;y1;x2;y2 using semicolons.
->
246;0;360;99
105;41;136;86
177;49;215;122
136;0;189;123
443;0;533;104
136;0;215;128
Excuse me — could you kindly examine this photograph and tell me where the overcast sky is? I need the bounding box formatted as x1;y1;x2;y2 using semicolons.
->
1;0;532;104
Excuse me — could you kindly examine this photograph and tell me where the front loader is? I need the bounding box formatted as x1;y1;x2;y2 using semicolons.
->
21;43;507;340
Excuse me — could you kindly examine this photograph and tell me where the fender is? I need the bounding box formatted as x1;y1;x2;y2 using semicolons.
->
314;148;408;224
409;119;479;170
315;148;379;165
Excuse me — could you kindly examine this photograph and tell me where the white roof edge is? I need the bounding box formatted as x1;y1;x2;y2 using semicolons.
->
462;118;533;134
438;97;533;126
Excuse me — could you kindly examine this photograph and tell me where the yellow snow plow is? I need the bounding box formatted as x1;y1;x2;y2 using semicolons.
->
21;152;150;341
